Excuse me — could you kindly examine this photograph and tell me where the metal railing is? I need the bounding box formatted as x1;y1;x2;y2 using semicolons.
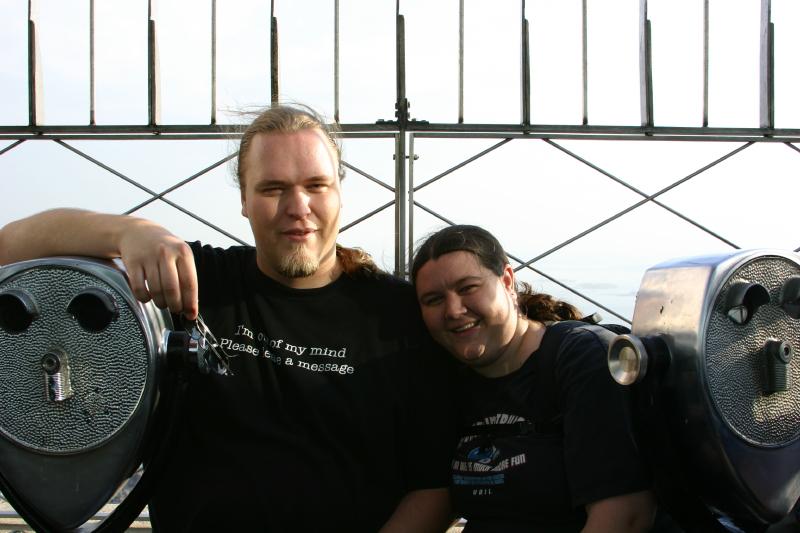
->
2;0;798;324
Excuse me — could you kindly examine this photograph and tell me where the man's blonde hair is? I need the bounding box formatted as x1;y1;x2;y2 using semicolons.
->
235;104;344;188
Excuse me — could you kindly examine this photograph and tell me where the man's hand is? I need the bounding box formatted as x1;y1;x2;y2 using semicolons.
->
0;209;198;319
117;219;198;320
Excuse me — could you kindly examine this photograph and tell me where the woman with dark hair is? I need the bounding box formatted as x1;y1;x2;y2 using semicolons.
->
412;224;655;533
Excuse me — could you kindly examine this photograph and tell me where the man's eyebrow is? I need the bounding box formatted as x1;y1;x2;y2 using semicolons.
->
304;174;335;183
252;178;287;188
253;175;333;186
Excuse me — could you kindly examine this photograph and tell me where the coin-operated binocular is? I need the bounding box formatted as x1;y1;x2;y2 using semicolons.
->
0;257;231;532
608;250;800;532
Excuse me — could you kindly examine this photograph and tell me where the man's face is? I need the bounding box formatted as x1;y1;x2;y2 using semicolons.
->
240;129;342;287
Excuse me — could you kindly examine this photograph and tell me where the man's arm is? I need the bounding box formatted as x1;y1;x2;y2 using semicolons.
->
0;208;198;319
582;490;656;533
379;488;453;533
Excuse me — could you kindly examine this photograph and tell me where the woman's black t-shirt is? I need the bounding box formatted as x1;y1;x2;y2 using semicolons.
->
452;323;650;532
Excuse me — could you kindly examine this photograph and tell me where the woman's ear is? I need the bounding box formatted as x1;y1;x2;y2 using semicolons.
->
501;264;516;294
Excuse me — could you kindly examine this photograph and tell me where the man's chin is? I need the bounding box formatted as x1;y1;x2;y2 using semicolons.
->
277;250;319;278
281;265;318;278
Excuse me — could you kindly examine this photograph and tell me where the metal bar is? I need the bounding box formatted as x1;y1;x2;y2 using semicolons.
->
394;9;409;277
341;161;394;192
514;142;752;271
54;140;248;245
394;132;407;276
521;0;530;126
458;0;464;124
7;132;798;143
409;133;800;142
703;0;709;127
211;0;217;125
543;139;740;248
334;0;340;122
639;0;653;128
582;0;588;125
399;122;800;135
271;0;279;106
147;1;159;127
408;133;416;268
28;0;39;126
507;252;632;324
0;122;800;143
760;0;774;129
0;140;26;157
329;131;398;139
413;200;456;226
340;200;395;233
124;152;238;215
89;0;96;126
0;130;398;141
786;142;800;155
414;138;512;191
3;122;800;137
396;15;408;127
51;139;165;197
0;124;397;134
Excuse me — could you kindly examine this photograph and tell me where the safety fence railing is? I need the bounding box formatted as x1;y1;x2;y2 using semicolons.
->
2;0;800;325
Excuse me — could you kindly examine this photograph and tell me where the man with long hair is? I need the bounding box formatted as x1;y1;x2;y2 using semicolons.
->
0;105;456;532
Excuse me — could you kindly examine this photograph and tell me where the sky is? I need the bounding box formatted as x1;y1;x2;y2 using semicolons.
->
1;0;800;322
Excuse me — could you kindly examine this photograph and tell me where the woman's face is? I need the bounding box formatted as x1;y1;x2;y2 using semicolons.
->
415;251;519;372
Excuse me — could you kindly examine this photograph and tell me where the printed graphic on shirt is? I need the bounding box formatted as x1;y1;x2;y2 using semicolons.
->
216;323;356;375
452;413;528;496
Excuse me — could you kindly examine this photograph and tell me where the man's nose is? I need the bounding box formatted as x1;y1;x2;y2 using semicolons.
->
284;188;311;218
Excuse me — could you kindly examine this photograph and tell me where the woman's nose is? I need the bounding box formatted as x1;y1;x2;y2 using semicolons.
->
444;294;466;319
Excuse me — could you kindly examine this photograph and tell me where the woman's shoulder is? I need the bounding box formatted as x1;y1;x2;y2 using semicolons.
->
542;321;616;357
545;321;623;382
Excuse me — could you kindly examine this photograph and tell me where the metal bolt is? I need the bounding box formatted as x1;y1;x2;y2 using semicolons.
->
41;353;61;374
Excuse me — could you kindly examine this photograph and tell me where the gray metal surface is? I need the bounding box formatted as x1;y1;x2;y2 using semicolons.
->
0;266;148;454
627;249;800;523
705;255;800;446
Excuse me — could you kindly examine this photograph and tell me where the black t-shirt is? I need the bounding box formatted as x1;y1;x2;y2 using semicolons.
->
452;323;650;533
149;243;457;532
